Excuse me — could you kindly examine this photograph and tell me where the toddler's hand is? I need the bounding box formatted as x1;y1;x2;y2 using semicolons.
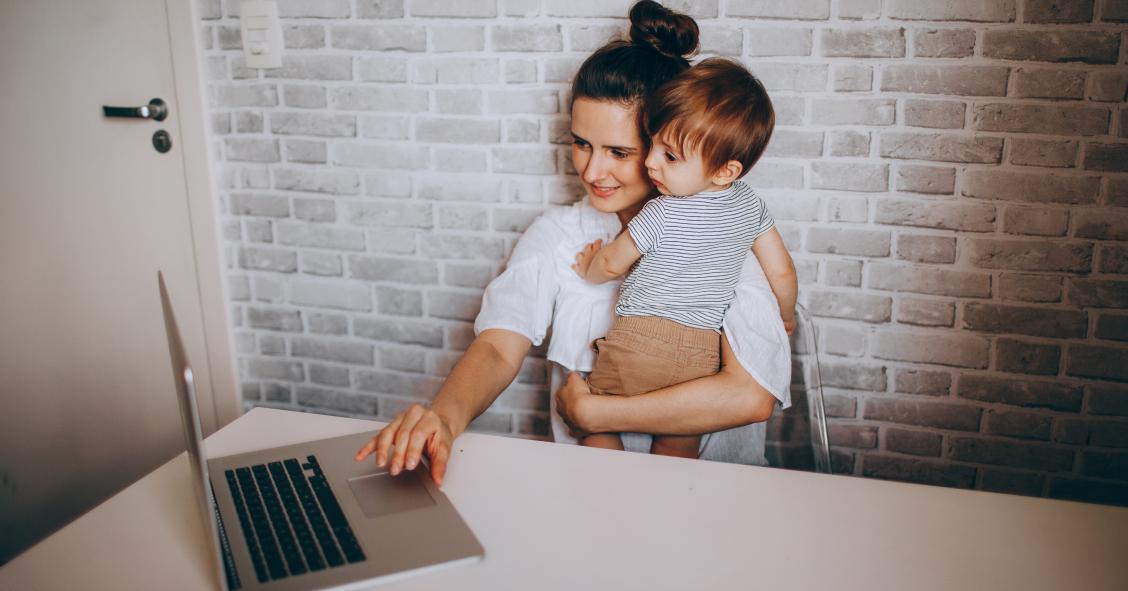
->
571;239;602;279
782;315;796;336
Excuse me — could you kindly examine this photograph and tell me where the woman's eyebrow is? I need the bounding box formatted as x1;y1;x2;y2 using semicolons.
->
570;132;639;154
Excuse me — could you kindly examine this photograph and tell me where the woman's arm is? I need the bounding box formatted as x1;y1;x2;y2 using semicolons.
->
750;227;798;334
355;328;531;486
556;335;777;437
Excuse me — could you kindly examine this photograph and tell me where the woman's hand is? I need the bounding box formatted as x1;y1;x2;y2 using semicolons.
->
354;404;455;487
556;372;599;438
571;239;602;279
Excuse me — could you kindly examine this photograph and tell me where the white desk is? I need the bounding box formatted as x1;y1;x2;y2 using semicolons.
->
3;407;1127;590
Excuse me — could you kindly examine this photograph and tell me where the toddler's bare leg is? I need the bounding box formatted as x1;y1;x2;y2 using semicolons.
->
580;433;625;451
650;434;701;459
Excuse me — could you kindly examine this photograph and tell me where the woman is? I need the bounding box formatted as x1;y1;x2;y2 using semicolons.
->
355;1;795;486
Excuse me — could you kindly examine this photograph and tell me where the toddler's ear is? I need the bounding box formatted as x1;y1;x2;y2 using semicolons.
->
711;160;743;185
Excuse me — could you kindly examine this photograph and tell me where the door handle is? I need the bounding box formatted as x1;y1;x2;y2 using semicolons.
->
102;98;168;121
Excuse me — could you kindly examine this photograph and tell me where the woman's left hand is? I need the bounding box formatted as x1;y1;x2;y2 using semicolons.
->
556;372;597;438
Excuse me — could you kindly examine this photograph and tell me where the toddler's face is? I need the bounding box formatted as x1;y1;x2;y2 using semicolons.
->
644;133;728;197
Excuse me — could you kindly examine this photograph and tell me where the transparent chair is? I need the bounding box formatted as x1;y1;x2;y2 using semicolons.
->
793;303;831;474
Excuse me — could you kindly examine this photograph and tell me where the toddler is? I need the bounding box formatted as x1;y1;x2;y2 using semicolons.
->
572;58;798;458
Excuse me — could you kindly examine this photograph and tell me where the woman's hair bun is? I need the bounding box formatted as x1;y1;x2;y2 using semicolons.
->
628;0;699;59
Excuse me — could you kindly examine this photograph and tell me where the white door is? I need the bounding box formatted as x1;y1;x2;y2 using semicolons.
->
0;0;224;563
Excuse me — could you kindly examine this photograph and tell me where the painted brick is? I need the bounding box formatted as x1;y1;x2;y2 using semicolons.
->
838;0;881;19
863;455;977;489
418;177;502;202
354;319;442;348
366;172;412;198
879;132;1003;164
811;99;895;126
230;194;290;218
1089;384;1128;416
568;25;623;52
248;358;305;382
893;165;955;194
875;199;995;232
356;371;443;399
986;409;1053;440
1009;139;1078;168
438;204;489;231
973;103;1109;136
773;97;807;125
331;25;424;51
964;170;1100;205
807;290;892;322
277;222;365;251
904;99;965;129
865;398;981;431
886;428;943;456
285;140;327;164
289;278;371;311
247;307;302;332
1068;345;1128;381
239;247;297;273
811;162;889;192
828;423;879;448
828;196;868;223
765;130;824;158
881;65;1009;97
376;286;422;316
996;339;1061;376
416;118;500;144
896;297;955;327
746;28;813;56
821;323;866;355
309;364;351;388
958;374;1083;411
489;90;559;114
493;148;556;174
833;64;873;92
982;30;1120;64
894;368;951;396
492;25;563;52
1012;68;1087;99
1096;315;1128;342
728;0;830;19
1084;144;1128;172
381;348;426;373
868;262;992;298
333;143;429;170
965;302;1087;338
412;58;499;85
1098;245;1128;274
292;337;374;365
503;60;537;84
419;234;505;261
357;58;407;83
349;256;438;284
821;28;905;58
493;208;544;233
443;262;495;289
981;469;1045;496
282;84;327;109
426;290;483;321
412;0;495;17
1025;0;1094;23
300;252;342;277
216;84;279;108
887;0;1015;22
872;329;990;368
283;25;326;49
913;28;976;58
356;0;403;18
896;234;956;264
1003;207;1069;237
807;228;890;256
698;25;743;56
265;56;353;80
828;130;870;157
293;198;335;223
950;437;1073;472
1087;70;1128;102
245;220;272;243
968;239;1093;272
750;63;828;92
271;112;357;136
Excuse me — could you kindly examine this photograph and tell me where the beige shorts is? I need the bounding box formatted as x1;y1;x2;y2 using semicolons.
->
588;315;721;397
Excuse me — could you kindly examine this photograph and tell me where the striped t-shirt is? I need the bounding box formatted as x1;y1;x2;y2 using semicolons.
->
618;180;775;331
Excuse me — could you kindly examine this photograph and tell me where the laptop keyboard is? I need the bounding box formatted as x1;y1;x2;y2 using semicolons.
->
223;455;366;584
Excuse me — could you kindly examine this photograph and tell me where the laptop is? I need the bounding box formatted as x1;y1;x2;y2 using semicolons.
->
159;272;484;590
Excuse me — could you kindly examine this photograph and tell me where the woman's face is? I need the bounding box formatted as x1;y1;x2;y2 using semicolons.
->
570;98;656;221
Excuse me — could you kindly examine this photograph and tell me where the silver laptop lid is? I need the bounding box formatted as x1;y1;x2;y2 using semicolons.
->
159;271;229;589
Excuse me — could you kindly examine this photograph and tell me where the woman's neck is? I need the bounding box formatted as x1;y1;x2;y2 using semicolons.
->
615;196;652;227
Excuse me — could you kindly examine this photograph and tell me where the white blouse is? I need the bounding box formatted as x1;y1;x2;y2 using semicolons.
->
474;198;792;465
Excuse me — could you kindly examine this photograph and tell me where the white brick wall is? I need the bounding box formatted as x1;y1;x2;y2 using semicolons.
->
199;0;1128;505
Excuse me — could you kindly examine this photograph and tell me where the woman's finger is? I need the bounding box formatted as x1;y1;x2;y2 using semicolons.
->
403;420;433;471
390;405;425;475
430;440;451;488
371;413;405;467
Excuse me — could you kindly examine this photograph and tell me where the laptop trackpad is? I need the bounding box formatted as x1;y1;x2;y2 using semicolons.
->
347;471;436;519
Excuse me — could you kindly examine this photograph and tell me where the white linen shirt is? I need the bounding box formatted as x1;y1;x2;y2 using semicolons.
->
474;198;791;465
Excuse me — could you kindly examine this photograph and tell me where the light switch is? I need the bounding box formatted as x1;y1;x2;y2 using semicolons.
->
240;1;283;69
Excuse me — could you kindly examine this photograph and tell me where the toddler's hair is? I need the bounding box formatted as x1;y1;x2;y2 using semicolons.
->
644;58;775;178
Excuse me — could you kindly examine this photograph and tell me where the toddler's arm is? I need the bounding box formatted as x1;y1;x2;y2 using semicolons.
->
572;232;642;284
751;227;798;334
